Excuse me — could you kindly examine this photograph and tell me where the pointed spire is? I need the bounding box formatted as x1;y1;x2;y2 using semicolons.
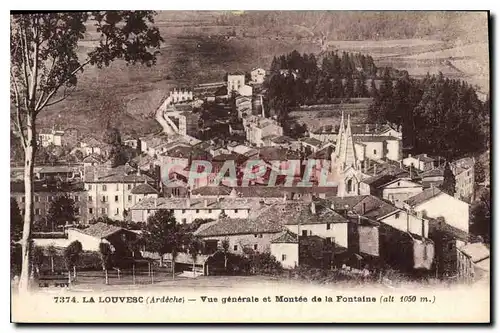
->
335;110;345;157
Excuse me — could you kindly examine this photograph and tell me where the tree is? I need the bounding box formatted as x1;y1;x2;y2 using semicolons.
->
474;160;486;185
221;238;230;272
10;12;162;292
99;242;113;285
470;188;491;243
188;236;202;277
74;150;84;162
143;210;181;279
440;162;456;196
11;198;23;243
64;240;82;282
31;245;45;279
47;194;77;231
46;245;57;273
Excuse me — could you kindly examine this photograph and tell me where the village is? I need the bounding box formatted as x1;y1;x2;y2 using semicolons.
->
10;58;490;289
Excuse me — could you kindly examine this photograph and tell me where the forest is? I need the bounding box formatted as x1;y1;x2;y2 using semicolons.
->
265;50;490;161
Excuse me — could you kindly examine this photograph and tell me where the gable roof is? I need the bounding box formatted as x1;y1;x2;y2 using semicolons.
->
131;183;159;195
284;202;349;225
76;222;123;239
404;187;444;207
271;230;298;244
194;217;283;237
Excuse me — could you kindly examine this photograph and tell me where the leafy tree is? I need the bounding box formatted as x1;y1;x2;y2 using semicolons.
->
99;242;113;285
344;75;354;99
221;238;230;272
74;150;84;162
474;160;486;185
440;162;456;196
188;236;202;276
31;245;45;279
10;12;162;293
143;210;181;279
47;194;77;231
470;188;491;243
46;245;57;273
64;240;82;281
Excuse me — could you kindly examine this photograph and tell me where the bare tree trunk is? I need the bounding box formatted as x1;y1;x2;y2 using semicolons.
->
73;266;76;279
192;260;195;277
50;256;54;273
18;121;36;294
104;269;109;285
172;253;175;280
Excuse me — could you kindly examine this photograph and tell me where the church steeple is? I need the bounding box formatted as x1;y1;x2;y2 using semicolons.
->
335;110;345;158
342;114;357;169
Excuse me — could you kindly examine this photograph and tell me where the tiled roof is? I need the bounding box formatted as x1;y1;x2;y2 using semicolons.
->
300;137;323;147
130;196;259;211
76;222;123;239
284;201;349;225
192;185;233;196
84;165;154;183
38;166;75;174
271;230;298;243
354;135;400;143
451;157;475;174
11;181;85;193
131;183;159;195
428;218;469;242
309;145;334;159
419;167;444;178
362;174;398;187
258;147;302;161
83;154;107;164
165;146;211;160
271;135;295;144
410;154;436;163
404;187;443;207
194;217;283;237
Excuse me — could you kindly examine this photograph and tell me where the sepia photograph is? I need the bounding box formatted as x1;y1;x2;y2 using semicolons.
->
9;10;491;323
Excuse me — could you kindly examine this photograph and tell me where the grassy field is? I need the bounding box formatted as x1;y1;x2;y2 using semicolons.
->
289;99;373;131
34;12;489;139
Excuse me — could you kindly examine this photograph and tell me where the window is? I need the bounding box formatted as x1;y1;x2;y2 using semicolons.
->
128;195;132;202
102;196;107;202
234;209;239;213
373;149;377;154
74;195;79;202
221;209;225;214
302;230;307;237
21;196;25;203
182;218;187;224
127;184;132;190
182;209;186;214
233;245;238;251
326;223;331;230
89;208;94;214
88;196;93;202
395;212;400;219
259;234;263;238
326;237;332;244
254;234;258;238
347;179;353;193
102;185;107;191
115;208;119;215
115;195;119;202
196;209;200;213
88;184;92;191
208;209;212;213
397;182;401;187
448;242;454;251
34;196;39;202
35;208;40;215
147;210;150;214
282;254;287;261
101;208;106;215
253;244;258;250
75;208;80;215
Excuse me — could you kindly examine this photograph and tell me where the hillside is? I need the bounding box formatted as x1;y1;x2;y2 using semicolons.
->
34;11;489;138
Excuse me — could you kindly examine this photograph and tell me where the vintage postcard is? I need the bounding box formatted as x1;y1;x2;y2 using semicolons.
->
10;10;491;323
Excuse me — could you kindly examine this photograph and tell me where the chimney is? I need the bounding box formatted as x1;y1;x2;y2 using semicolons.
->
310;202;316;215
373;164;377;176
